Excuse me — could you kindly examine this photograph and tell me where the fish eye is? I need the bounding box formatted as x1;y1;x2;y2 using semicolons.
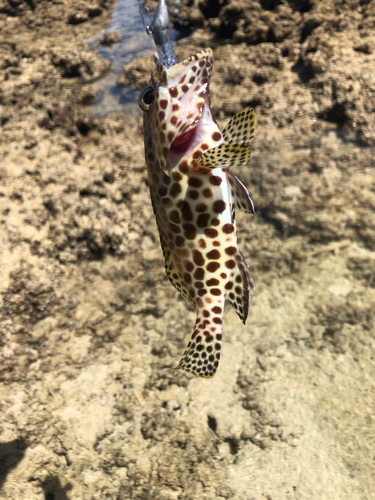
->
139;87;155;112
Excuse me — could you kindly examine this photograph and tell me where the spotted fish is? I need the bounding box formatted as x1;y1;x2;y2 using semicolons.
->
139;48;256;378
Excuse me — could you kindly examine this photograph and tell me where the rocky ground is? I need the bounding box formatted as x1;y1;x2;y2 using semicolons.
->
1;0;375;499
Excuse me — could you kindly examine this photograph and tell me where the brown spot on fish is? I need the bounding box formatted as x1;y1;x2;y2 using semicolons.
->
225;259;236;269
194;268;205;280
184;273;192;284
169;87;178;98
212;306;222;314
203;188;213;199
179;160;188;173
183;223;197;240
212;132;221;141
175;236;184;247
172;171;182;182
213;200;226;213
168;131;175;142
207;262;220;273
160;99;168;109
170;210;181;223
198;238;206;249
181;201;193;221
188;190;199;200
207;249;220;260
170;183;182;198
196;203;207;213
159;111;165;121
222;223;234;233
188;177;203;188
169;223;181;234
207;278;219;286
185;262;194;272
193;250;204;266
205;228;218;238
210;175;222;186
197;213;210;227
225;246;237;255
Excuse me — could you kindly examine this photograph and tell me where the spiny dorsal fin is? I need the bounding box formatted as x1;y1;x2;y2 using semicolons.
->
227;171;255;215
196;143;251;169
222;108;256;146
226;249;255;325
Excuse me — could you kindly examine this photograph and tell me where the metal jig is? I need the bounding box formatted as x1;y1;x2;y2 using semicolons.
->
138;0;177;68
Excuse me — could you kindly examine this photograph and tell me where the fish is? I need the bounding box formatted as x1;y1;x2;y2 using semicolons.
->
138;48;256;378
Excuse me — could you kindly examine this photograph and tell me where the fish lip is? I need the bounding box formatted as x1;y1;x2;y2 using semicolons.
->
170;125;198;154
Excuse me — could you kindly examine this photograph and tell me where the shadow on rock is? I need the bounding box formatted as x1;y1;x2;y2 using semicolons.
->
0;438;28;489
42;475;73;500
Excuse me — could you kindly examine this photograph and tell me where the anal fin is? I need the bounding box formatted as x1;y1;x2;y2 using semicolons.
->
226;250;255;325
227;170;255;215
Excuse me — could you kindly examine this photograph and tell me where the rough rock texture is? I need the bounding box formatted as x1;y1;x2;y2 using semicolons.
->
1;0;375;499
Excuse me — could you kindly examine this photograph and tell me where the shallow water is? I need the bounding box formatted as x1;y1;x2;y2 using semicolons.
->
88;0;178;117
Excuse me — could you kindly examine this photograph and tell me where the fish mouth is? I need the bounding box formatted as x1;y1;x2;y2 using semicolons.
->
170;126;198;154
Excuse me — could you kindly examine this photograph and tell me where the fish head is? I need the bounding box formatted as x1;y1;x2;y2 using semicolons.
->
139;48;223;174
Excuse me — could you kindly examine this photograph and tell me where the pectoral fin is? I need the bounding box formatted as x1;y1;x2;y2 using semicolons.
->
222;108;256;146
197;143;251;169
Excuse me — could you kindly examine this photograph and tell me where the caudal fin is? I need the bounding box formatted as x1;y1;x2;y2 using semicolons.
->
173;303;224;378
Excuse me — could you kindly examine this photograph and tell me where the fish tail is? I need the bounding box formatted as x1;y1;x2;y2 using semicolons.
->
173;301;224;378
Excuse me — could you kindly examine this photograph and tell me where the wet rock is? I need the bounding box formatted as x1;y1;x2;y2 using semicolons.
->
68;10;89;25
50;46;111;80
100;31;121;46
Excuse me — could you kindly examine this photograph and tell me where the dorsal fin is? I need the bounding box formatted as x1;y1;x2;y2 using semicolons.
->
222;108;256;146
227;171;255;215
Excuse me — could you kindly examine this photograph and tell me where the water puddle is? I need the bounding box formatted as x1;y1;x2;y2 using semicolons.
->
88;0;178;117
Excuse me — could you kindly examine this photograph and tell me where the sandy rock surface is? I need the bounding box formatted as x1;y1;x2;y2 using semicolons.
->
1;0;375;499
